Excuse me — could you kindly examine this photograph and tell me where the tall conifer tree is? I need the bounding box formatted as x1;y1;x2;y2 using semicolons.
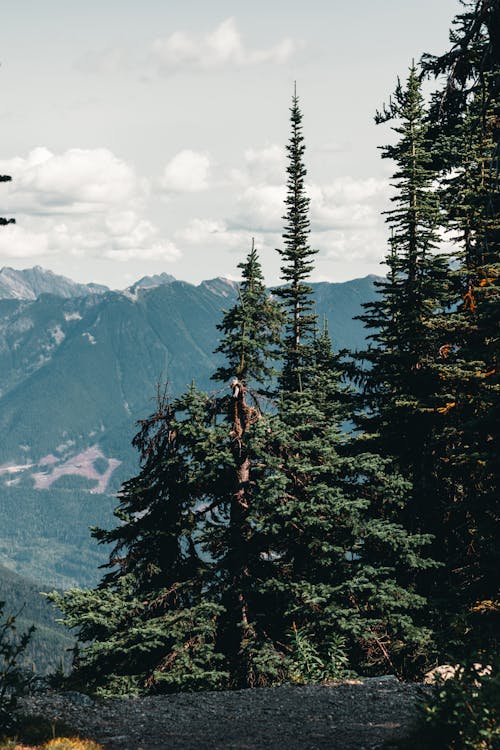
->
50;244;284;693
352;64;451;568
421;0;500;652
252;89;435;677
274;88;318;394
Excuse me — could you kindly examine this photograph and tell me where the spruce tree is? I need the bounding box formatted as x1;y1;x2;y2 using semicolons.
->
254;327;434;677
209;241;282;687
350;66;453;607
274;88;318;394
250;88;435;677
354;63;450;479
50;387;228;695
420;0;500;653
50;244;284;693
212;238;282;391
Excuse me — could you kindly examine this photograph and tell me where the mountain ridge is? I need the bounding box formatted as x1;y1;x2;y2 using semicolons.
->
0;268;380;588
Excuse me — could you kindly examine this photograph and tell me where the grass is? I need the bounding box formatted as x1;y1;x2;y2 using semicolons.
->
0;716;102;750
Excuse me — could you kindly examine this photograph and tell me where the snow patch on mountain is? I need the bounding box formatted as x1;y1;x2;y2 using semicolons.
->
50;325;65;345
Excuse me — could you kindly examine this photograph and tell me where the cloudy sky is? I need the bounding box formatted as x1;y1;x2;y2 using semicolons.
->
0;0;459;288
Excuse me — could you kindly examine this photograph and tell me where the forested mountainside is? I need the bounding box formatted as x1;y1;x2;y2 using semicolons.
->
0;563;73;674
0;270;379;587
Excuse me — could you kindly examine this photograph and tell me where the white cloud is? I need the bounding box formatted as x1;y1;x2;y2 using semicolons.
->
159;150;211;193
230;144;285;186
175;218;271;257
235;185;286;232
151;18;296;72
0;147;142;215
222;146;391;274
0;225;50;258
316;227;387;264
0;148;181;265
103;241;181;262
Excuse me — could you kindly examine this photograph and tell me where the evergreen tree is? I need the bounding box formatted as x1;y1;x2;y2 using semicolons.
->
212;238;282;392
208;241;282;687
50;386;228;695
253;327;434;677
251;89;435;677
274;88;318;394
354;63;450;490
420;0;500;653
50;245;284;693
349;67;455;643
0;602;34;732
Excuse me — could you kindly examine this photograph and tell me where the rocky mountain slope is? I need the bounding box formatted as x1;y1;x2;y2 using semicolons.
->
0;265;108;300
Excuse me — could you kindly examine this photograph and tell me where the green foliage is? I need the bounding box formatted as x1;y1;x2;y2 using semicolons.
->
287;625;351;684
50;90;435;695
418;0;500;655
274;89;318;394
0;601;34;733
403;661;499;750
212;239;282;389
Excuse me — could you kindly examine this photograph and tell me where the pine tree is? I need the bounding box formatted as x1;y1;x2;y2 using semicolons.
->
50;245;284;693
274;88;318;394
251;88;435;677
348;68;458;654
212;238;282;392
0;602;34;732
420;0;500;653
253;327;434;677
50;386;228;695
354;63;450;492
208;241;282;687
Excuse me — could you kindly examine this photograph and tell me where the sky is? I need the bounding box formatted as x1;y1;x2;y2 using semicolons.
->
0;0;460;289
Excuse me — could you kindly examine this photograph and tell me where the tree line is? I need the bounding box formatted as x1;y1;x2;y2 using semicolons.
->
39;0;498;695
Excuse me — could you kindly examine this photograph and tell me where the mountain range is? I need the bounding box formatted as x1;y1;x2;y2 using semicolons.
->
0;265;380;589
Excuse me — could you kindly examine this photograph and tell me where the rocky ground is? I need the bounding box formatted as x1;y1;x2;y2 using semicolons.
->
17;677;427;750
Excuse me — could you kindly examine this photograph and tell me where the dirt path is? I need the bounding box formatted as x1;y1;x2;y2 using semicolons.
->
19;677;425;750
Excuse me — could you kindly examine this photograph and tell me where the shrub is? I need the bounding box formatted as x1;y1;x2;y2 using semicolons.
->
0;602;34;733
287;624;352;683
404;661;499;749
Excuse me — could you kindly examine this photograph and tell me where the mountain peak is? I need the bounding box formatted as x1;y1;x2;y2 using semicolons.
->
128;272;176;292
0;266;109;300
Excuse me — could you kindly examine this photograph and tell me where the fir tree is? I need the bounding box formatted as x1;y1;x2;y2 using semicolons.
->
253;327;434;677
209;241;282;687
212;238;282;392
420;0;500;653
50;245;284;693
50;386;228;695
254;87;435;676
354;63;450;487
274;87;318;394
349;66;455;641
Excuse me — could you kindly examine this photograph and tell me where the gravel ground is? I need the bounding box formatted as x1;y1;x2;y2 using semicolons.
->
18;677;427;750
